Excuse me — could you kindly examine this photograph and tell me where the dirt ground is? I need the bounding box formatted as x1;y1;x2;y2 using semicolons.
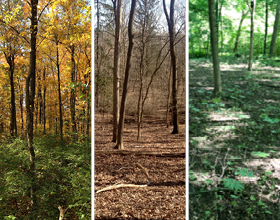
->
94;113;186;219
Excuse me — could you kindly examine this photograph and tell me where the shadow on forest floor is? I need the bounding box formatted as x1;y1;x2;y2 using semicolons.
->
189;57;280;219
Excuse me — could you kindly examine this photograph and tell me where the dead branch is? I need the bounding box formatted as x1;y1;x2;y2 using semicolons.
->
96;163;151;194
133;163;151;183
95;150;185;158
96;183;149;194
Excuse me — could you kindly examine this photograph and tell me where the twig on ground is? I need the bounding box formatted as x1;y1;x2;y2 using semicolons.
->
96;163;151;194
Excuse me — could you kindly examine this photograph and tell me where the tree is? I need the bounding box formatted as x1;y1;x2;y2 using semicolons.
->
0;1;24;138
233;9;249;53
248;0;255;71
264;0;269;55
115;0;137;150
112;0;123;142
163;0;179;134
269;0;280;56
3;41;17;137
26;0;39;216
208;0;221;95
135;0;161;140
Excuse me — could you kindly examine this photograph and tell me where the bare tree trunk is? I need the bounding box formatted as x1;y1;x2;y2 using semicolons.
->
95;0;100;110
26;0;38;216
269;0;280;56
248;0;255;71
233;10;248;53
137;73;143;141
163;0;179;134
58;206;68;220
115;0;137;150
136;11;147;141
208;0;222;95
166;59;172;128
112;0;123;142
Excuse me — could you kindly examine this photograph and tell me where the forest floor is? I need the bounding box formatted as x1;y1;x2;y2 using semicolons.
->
189;56;280;219
94;113;186;219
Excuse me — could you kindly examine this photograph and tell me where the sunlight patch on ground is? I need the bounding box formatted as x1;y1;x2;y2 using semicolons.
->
206;126;235;132
191;136;226;150
209;112;250;121
264;99;279;104
220;63;248;70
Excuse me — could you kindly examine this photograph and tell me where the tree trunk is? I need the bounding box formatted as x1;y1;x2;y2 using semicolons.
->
56;37;63;141
137;73;143;141
4;52;17;138
20;93;24;135
264;0;268;55
115;0;137;150
219;2;223;52
112;0;123;142
166;59;172;128
248;0;255;71
136;11;147;141
43;66;46;134
26;0;38;216
38;85;42;125
208;0;222;95
163;0;179;134
70;44;77;135
95;0;100;109
233;10;248;53
269;0;280;56
215;0;219;45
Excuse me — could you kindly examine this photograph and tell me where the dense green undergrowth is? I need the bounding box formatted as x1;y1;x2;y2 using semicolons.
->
189;58;280;219
0;134;91;219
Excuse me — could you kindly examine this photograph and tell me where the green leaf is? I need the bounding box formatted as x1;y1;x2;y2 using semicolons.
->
252;151;270;158
250;196;256;201
205;179;213;185
235;168;255;177
222;178;244;191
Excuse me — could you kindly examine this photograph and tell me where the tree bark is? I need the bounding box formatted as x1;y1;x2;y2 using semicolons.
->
95;0;100;109
248;0;255;71
55;36;63;141
166;59;172;128
136;2;147;141
43;66;46;133
70;44;77;135
26;0;38;216
208;0;222;95
20;93;24;134
264;0;268;55
4;51;17;137
233;10;248;53
163;0;179;134
115;0;137;150
112;0;123;142
269;0;280;56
